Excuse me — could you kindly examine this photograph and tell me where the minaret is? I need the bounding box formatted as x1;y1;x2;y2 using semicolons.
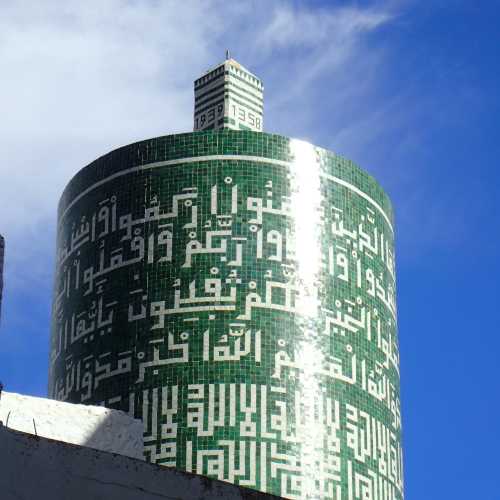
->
50;57;403;500
193;53;264;132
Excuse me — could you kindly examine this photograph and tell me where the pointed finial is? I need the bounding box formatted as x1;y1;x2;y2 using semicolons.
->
225;49;230;60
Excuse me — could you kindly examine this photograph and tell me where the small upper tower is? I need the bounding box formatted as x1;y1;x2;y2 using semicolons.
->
193;53;264;132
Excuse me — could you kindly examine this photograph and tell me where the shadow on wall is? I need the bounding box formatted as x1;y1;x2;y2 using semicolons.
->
0;426;280;500
80;403;144;459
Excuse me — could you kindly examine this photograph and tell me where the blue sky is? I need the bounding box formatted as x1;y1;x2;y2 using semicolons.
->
0;1;498;498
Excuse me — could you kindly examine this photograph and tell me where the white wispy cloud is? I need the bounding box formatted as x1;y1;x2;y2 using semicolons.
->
254;4;389;50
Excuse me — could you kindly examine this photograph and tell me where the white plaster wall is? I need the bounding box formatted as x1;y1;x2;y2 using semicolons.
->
0;391;143;459
0;427;278;500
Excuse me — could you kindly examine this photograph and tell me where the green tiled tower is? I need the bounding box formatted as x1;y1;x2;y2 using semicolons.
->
49;61;403;500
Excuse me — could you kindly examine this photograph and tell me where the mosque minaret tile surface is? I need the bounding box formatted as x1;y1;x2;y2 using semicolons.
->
49;57;403;500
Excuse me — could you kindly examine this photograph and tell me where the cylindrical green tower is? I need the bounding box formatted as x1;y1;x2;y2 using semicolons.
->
49;130;403;499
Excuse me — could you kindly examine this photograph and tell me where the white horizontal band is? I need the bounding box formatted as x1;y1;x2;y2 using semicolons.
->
59;154;393;233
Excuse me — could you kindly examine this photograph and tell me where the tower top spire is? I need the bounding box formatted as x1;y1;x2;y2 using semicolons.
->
193;57;264;132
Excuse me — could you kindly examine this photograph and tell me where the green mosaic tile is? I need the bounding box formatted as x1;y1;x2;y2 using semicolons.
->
49;130;402;499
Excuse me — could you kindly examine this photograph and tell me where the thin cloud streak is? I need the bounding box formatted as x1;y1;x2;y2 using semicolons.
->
251;4;392;109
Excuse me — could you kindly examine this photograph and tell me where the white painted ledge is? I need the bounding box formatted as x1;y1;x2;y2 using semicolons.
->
0;391;143;459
